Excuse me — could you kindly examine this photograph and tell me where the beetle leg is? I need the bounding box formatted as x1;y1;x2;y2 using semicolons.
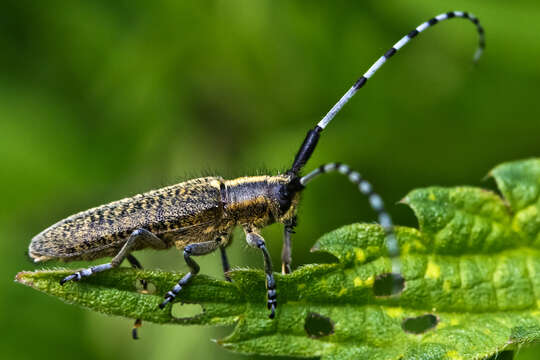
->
218;233;232;282
127;254;147;288
281;228;292;275
244;226;277;319
219;246;232;282
126;254;146;340
281;217;296;275
159;239;220;309
281;221;296;274
60;228;167;285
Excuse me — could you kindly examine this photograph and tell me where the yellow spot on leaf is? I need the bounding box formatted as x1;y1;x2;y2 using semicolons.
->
443;280;452;292
401;243;411;253
429;192;437;201
413;240;426;251
425;260;441;279
353;277;363;287
450;318;460;326
355;249;366;262
365;276;374;286
366;246;379;254
338;288;347;296
445;350;462;360
386;307;403;318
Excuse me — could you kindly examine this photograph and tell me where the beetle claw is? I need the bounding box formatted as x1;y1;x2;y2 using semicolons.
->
159;295;173;309
268;304;276;319
60;272;80;285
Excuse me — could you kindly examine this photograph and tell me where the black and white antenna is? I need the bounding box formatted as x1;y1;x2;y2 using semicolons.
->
287;11;485;279
317;11;484;131
300;163;400;274
288;11;484;176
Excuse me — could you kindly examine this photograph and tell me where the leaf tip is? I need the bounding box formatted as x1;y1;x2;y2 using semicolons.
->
398;195;410;205
14;271;33;286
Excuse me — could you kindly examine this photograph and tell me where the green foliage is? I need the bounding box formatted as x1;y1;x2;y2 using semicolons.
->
16;158;540;359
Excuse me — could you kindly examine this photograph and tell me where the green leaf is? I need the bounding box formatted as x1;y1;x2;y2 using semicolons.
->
491;158;540;248
15;158;540;359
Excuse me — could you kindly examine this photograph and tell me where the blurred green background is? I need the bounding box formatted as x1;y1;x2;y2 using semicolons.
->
1;0;539;359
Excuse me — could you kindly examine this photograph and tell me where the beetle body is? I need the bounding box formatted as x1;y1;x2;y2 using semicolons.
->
29;175;299;263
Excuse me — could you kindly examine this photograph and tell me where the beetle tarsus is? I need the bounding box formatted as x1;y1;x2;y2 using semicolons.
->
268;303;276;319
132;318;142;340
159;291;176;309
59;263;112;285
59;272;80;285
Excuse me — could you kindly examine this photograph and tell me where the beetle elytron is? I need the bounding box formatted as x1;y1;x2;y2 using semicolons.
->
28;11;484;338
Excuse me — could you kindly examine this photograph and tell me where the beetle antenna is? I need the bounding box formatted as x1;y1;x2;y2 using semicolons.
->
300;163;401;275
288;11;485;176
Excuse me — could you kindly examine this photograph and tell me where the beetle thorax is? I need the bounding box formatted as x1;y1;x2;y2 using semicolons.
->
222;175;299;227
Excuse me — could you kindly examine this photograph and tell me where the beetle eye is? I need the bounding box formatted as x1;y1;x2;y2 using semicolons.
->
277;186;292;213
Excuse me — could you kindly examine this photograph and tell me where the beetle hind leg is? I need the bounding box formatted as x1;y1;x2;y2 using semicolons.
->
159;239;220;309
60;228;167;285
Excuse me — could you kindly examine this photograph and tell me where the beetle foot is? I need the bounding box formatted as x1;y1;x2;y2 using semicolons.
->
268;302;276;319
60;272;82;285
159;290;177;309
132;318;142;340
267;289;277;319
59;263;113;285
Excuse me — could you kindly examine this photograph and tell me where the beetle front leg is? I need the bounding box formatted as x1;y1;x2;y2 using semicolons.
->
244;226;277;319
60;229;167;285
159;239;220;309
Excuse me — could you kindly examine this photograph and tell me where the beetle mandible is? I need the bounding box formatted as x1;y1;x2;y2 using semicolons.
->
28;11;484;338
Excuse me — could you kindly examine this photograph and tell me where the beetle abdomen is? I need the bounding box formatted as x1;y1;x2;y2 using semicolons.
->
29;177;224;262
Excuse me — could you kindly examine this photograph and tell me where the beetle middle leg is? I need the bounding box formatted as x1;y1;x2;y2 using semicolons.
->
60;228;168;285
244;226;277;319
159;239;221;308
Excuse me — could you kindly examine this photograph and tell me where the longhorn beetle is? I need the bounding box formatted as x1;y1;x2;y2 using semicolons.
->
28;11;484;339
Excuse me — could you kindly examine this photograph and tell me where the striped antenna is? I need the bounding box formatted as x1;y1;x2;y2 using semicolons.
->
317;11;485;130
300;163;401;275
